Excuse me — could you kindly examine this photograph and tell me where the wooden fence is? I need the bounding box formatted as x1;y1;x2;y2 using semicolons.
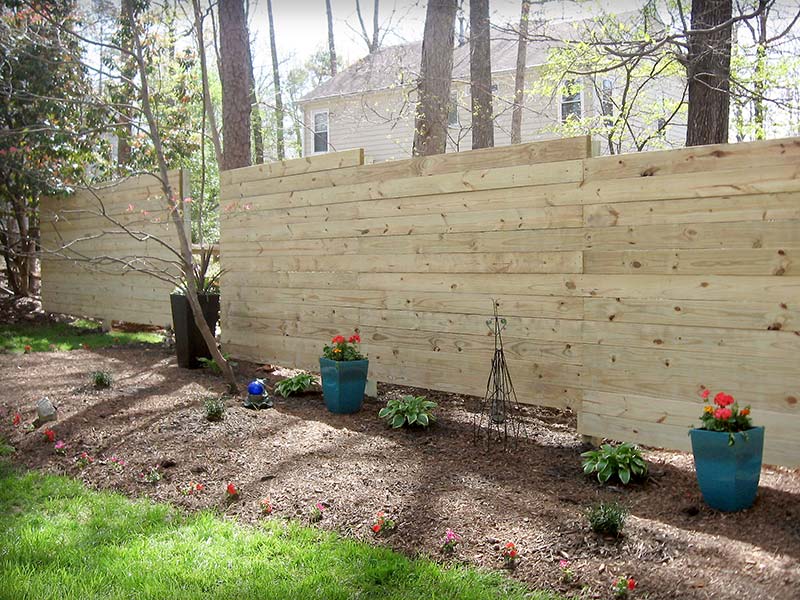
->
218;137;800;467
40;170;188;327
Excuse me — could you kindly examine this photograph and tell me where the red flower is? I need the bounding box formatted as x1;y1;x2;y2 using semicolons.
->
701;389;710;399
24;345;32;353
714;392;734;407
371;523;381;533
43;428;55;442
348;334;361;343
12;413;21;427
331;335;345;344
627;578;637;590
740;408;750;416
226;483;238;496
82;343;90;350
714;407;733;420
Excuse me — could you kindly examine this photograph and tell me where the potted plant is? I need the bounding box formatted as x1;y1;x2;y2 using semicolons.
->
690;389;764;512
170;247;222;369
319;332;367;414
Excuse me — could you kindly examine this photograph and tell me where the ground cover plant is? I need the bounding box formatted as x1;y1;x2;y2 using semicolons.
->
379;395;438;428
586;501;628;538
0;465;560;600
274;372;316;398
90;370;113;389
203;396;225;421
581;442;648;484
0;319;162;353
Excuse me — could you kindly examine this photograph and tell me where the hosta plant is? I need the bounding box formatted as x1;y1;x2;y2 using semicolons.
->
274;372;316;398
581;442;648;484
379;395;437;428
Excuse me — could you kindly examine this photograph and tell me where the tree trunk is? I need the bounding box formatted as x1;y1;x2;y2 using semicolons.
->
752;7;768;140
123;1;239;394
218;0;251;170
510;0;530;145
191;0;224;167
372;0;380;51
325;0;337;75
116;0;135;169
247;42;264;163
266;0;285;160
469;0;494;149
413;0;458;156
686;0;733;146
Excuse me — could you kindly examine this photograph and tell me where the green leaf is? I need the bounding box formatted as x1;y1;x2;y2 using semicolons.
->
619;468;631;484
417;413;429;427
378;408;390;418
391;414;405;428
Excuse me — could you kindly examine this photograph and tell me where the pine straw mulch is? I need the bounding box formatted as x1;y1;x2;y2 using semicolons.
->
0;345;798;600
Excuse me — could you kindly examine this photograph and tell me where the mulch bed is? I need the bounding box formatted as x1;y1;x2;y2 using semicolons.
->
1;344;798;600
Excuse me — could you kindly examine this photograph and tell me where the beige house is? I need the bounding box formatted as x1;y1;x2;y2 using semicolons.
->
298;20;686;162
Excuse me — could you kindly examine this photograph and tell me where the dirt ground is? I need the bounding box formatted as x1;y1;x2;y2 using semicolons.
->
1;344;799;600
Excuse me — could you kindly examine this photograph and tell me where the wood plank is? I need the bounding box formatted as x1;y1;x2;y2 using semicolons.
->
583;193;800;228
578;164;800;206
584;137;800;181
223;252;583;275
220;148;364;185
220;159;584;207
584;297;798;332
221;289;583;320
222;315;582;365
583;320;799;359
222;204;583;242
583;248;797;276
583;345;799;414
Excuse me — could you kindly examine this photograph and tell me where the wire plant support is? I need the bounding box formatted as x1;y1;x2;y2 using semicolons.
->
474;301;528;450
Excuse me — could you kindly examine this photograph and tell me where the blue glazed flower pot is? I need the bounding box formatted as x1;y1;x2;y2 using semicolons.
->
690;426;764;512
319;357;368;414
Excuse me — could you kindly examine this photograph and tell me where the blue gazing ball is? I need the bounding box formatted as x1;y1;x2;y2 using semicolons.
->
248;380;265;395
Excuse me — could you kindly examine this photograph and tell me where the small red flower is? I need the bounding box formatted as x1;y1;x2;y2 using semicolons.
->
43;428;55;443
82;343;90;350
12;413;21;427
714;392;734;407
331;335;345;344
24;345;32;353
627;578;636;590
701;389;710;399
371;523;381;533
740;407;750;416
226;482;238;496
348;334;361;343
714;407;733;420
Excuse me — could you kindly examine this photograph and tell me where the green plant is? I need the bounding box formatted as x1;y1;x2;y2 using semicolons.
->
698;388;753;445
614;576;637;597
175;246;223;295
90;371;113;389
204;397;225;421
586;501;627;538
0;438;15;457
274;373;316;398
139;466;162;484
198;354;237;374
379;395;437;428
581;443;648;484
322;333;364;361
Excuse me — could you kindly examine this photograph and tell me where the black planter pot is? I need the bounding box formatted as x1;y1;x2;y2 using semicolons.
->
170;293;220;369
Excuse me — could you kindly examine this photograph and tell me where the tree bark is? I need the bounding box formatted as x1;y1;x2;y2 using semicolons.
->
355;0;381;53
510;0;530;145
123;1;239;393
469;0;494;149
413;0;458;156
752;7;768;139
325;0;337;75
246;42;264;163
686;0;733;146
191;0;224;167
116;0;135;169
218;0;251;170
266;0;285;160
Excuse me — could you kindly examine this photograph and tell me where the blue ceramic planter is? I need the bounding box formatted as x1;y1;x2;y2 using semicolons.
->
319;357;368;414
690;426;764;512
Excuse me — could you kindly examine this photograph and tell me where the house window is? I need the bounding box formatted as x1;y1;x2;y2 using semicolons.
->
561;80;582;122
448;93;459;127
312;111;328;153
600;79;614;117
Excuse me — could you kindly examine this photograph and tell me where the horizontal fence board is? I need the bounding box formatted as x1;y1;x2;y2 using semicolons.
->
583;248;797;275
220;149;364;186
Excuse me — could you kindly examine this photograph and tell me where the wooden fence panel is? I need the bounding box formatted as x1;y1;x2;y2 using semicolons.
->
219;138;800;467
39;170;187;326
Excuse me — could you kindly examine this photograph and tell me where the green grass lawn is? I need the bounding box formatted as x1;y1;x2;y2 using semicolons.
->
0;464;564;600
0;319;163;353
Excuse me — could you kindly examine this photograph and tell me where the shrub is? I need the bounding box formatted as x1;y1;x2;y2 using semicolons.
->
204;397;225;422
274;373;315;398
198;354;237;375
91;370;112;389
586;501;627;538
378;395;437;428
581;442;648;485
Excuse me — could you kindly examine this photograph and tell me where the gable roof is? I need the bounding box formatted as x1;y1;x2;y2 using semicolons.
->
300;19;580;104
